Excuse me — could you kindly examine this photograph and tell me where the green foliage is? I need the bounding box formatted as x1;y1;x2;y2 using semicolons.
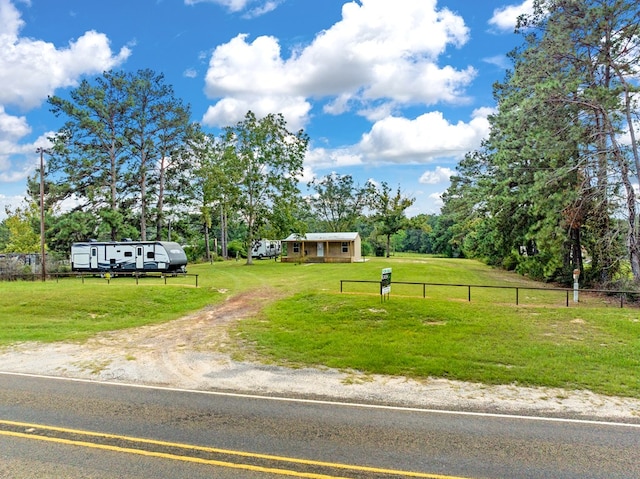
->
360;240;373;257
437;0;640;287
2;205;40;253
220;111;309;265
48;69;194;244
307;173;374;232
369;182;414;257
0;220;9;251
227;239;247;259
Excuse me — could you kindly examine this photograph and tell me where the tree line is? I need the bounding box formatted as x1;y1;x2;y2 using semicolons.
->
0;70;414;265
3;0;639;288
437;0;640;288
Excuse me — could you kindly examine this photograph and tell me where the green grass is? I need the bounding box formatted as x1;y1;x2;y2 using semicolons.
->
240;292;640;397
2;255;640;398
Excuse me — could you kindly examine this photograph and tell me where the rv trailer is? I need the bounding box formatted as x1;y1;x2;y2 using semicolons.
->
71;241;188;274
250;239;281;259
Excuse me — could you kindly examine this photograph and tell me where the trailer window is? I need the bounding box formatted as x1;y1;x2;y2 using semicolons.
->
124;251;132;257
147;252;155;259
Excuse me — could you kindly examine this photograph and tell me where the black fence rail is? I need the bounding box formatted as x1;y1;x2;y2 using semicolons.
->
340;279;638;308
1;272;199;287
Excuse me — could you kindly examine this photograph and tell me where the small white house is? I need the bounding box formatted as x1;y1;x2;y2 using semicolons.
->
281;232;362;263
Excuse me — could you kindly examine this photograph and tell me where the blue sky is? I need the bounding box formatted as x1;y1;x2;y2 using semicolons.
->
0;0;533;220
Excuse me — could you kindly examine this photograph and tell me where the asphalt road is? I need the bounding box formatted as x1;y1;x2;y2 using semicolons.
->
1;372;639;479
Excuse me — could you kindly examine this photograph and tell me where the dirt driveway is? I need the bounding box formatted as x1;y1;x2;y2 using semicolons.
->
2;289;640;420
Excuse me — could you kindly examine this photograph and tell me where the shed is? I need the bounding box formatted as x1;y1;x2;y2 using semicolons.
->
281;232;362;263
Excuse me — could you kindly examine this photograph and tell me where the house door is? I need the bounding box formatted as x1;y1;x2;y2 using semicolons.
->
90;247;98;269
317;242;324;257
136;246;144;269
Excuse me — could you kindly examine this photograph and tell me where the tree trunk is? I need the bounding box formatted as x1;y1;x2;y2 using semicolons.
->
204;223;211;262
156;155;166;240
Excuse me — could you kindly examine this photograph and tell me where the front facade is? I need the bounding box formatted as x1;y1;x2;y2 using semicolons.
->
281;232;362;263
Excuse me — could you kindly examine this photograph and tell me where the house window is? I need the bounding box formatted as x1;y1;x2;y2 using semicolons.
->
341;242;349;253
293;242;300;253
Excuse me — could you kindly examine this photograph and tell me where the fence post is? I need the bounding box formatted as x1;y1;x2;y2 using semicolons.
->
340;280;343;293
468;285;471;302
423;283;426;298
516;287;519;306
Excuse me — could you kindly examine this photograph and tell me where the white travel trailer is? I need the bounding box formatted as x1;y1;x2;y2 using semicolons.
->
250;239;281;259
71;241;188;273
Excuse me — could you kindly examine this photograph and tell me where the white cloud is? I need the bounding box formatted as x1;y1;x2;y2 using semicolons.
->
183;68;198;78
201;0;473;128
429;191;444;207
0;0;129;209
0;0;130;109
419;166;454;184
488;0;534;32
201;95;311;132
184;0;250;12
0;105;30;142
243;0;281;18
304;146;363;170
483;54;510;70
357;108;492;164
184;0;280;16
0;192;27;219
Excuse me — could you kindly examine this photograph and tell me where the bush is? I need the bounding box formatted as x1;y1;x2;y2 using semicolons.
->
227;239;247;259
361;241;373;257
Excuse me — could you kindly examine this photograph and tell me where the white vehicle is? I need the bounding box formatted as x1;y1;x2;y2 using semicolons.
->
71;241;187;273
251;239;281;259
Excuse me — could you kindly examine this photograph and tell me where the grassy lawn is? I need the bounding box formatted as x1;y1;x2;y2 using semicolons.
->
2;255;640;398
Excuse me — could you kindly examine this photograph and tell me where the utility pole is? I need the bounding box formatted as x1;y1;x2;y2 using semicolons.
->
36;147;47;282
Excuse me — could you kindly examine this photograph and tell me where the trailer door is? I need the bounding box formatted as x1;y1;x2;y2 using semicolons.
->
136;246;144;269
90;247;98;269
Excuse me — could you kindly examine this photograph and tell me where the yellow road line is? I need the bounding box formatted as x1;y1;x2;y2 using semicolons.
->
0;419;473;479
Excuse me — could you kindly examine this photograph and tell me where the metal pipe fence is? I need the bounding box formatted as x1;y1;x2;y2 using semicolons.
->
340;279;638;308
1;272;199;287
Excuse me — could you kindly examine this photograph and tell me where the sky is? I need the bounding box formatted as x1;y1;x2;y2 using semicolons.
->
0;0;534;221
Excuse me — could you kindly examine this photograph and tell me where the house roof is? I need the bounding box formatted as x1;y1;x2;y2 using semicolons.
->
282;232;360;242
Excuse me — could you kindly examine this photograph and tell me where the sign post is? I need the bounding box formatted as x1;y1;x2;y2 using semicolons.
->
381;268;392;301
572;269;580;303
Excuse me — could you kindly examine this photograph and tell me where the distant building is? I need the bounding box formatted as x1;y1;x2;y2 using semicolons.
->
281;232;362;263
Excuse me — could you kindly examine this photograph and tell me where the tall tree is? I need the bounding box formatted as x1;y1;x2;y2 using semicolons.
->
49;70;131;241
370;182;414;258
440;0;639;286
222;111;308;265
126;69;193;240
307;173;374;232
48;70;194;242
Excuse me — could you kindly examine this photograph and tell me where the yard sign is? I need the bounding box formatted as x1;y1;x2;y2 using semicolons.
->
381;267;392;298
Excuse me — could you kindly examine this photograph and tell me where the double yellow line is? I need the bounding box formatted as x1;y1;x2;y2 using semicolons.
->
0;419;473;479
